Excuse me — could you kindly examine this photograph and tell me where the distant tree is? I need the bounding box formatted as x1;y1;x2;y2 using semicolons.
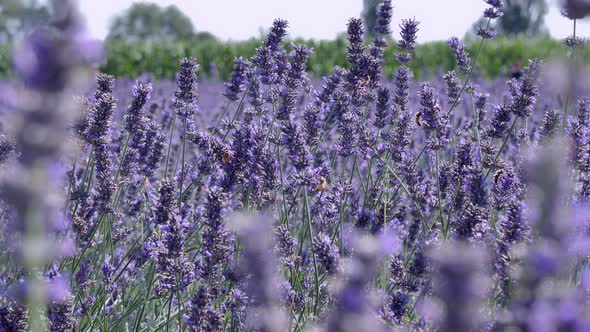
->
0;0;49;43
362;0;378;38
469;0;549;37
107;3;196;42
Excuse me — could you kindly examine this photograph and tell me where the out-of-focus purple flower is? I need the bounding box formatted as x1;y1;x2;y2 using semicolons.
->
564;36;585;48
483;6;504;19
230;213;286;331
325;233;391;332
561;0;590;19
44;266;74;332
429;243;490;332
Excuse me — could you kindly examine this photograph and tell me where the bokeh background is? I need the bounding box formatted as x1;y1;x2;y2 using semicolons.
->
1;0;589;80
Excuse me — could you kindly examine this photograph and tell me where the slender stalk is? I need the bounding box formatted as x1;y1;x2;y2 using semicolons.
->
164;113;178;177
179;116;187;211
485;117;519;178
435;149;447;237
562;18;577;130
303;189;320;316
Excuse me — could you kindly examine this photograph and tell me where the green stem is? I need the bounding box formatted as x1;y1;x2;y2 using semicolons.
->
179;116;187;211
164;113;178;178
562;18;577;130
485;117;519;178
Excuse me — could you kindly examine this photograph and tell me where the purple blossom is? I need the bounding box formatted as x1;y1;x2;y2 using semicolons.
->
448;37;471;73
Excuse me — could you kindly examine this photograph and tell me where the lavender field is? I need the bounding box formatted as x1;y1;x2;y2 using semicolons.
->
1;0;590;331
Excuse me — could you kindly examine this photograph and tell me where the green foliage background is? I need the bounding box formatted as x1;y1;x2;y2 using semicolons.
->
0;37;585;80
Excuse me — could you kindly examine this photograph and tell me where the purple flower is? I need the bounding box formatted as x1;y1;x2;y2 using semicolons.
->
200;187;233;277
172;58;199;119
392;65;413;114
150;179;195;295
443;70;461;103
374;87;391;129
509;59;542;118
281;119;312;171
561;0;590;19
0;304;28;331
483;7;503;19
448;37;471;73
0;134;14;163
375;0;393;35
476;27;497;39
314;66;346;107
564;36;585;48
429;244;490;332
418;82;448;150
264;18;288;51
223;57;250;101
312;233;339;274
485;0;504;8
396;19;419;63
185;286;222;332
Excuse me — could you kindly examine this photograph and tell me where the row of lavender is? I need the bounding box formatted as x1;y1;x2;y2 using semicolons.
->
1;0;590;331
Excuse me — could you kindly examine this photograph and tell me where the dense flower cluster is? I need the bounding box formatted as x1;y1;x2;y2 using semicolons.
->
1;0;589;331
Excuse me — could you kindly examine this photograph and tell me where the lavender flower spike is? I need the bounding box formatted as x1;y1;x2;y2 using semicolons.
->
448;37;471;73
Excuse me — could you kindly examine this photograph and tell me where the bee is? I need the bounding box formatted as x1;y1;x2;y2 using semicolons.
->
494;169;504;184
359;76;371;88
316;176;327;192
222;150;232;164
415;112;423;127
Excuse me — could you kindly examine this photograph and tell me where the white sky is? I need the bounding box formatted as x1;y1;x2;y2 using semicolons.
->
78;0;589;42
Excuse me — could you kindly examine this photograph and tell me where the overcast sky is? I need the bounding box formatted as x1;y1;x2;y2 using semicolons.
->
79;0;589;42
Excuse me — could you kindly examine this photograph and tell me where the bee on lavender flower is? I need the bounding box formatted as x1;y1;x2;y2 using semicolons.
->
316;176;328;192
358;75;371;88
415;112;423;127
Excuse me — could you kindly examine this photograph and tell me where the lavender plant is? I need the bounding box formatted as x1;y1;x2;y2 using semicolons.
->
1;0;590;331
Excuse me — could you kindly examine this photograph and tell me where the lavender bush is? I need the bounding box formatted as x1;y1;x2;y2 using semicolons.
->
1;0;590;331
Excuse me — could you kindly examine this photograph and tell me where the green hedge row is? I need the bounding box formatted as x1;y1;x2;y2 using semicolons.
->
0;37;586;80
